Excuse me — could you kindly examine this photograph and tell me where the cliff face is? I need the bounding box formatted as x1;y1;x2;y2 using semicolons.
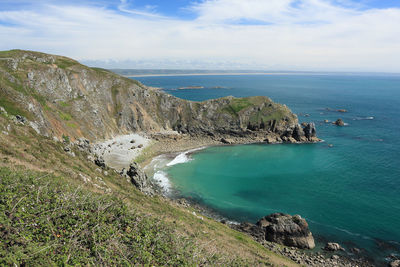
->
0;50;317;143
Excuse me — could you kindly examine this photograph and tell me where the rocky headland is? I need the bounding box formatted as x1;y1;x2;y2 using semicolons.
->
3;49;362;266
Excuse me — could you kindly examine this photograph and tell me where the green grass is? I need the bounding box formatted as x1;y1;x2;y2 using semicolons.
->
0;96;31;119
66;122;77;128
55;58;77;69
58;111;72;121
58;101;70;108
222;98;253;116
0;167;211;266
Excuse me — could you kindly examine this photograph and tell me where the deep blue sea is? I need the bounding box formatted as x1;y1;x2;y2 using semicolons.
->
133;74;400;264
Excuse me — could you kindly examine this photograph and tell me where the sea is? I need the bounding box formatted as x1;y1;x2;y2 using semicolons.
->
132;73;400;264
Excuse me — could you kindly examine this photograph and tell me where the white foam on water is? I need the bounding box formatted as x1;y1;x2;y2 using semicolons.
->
353;116;374;120
166;147;206;167
166;152;191;166
153;170;171;192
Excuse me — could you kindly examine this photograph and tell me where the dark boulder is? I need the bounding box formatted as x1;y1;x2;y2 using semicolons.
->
333;118;345;126
94;156;106;168
256;213;315;249
303;122;317;139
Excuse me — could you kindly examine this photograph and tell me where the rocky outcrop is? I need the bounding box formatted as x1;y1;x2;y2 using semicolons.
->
126;162;155;195
232;213;315;249
257;213;315;249
0;50;319;144
333;118;345;126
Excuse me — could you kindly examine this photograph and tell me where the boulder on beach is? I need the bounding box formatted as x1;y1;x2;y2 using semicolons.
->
323;242;345;251
256;213;315;249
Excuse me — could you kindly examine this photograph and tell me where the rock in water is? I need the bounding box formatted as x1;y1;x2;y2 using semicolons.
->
324;242;345;251
333;118;345;126
256;213;315;249
126;162;154;195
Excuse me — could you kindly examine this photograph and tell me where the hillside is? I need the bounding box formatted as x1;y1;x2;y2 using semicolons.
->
0;50;318;266
0;50;317;144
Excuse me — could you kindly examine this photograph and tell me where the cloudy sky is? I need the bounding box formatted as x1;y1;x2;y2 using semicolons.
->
1;0;400;72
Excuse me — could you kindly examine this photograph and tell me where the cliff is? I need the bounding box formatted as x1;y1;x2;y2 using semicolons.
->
0;49;318;144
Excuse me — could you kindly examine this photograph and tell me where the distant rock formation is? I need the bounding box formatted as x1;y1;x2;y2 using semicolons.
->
0;50;320;145
333;118;345;126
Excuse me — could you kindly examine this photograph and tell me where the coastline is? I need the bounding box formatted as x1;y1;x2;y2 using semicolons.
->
124;72;330;78
137;134;376;267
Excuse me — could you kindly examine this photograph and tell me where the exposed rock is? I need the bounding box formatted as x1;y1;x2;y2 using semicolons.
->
333;118;345;126
13;115;27;125
220;138;234;144
389;260;400;267
0;106;7;115
303;122;317;140
324;119;329;123
324;242;345;251
94;156;106;168
75;138;91;153
337;109;347;113
256;213;315;249
126;162;155;195
264;135;277;144
231;222;265;242
331;255;340;260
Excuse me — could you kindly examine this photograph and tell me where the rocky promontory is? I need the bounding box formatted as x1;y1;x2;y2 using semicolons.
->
0;50;320;147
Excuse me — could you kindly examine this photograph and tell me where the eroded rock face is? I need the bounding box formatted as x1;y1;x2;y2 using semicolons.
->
126;162;155;195
256;213;315;249
0;50;320;143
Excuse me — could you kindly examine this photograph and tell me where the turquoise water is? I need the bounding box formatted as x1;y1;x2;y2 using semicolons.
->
134;74;400;263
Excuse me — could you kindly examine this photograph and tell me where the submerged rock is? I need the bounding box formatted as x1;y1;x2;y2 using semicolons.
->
256;213;315;249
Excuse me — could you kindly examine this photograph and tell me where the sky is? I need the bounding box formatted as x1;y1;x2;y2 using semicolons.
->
1;0;400;72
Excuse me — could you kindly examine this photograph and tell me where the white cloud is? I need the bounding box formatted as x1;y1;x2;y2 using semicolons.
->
0;0;399;72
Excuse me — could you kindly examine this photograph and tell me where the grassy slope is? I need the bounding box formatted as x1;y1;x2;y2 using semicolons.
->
0;114;298;266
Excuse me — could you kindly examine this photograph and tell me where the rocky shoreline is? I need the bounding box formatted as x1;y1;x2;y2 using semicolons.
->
136;135;381;267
